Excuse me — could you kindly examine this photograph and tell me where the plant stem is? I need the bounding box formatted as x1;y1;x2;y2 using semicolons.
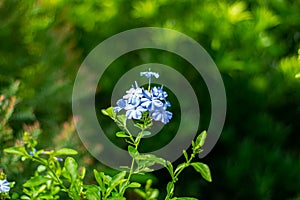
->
165;151;196;200
119;128;144;196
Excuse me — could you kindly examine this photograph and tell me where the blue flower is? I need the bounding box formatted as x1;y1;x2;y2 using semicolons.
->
152;86;168;100
140;69;159;79
123;82;143;105
0;180;10;193
140;69;159;89
114;99;127;112
29;148;37;156
140;89;164;111
126;106;147;120
151;108;173;124
113;70;173;124
55;157;63;162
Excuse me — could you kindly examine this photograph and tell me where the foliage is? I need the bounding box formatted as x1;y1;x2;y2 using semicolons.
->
2;122;210;199
1;0;300;199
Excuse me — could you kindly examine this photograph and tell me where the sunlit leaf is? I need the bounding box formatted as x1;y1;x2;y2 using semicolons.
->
191;162;212;182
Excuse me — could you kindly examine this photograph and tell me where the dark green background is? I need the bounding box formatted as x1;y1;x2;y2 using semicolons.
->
1;0;300;199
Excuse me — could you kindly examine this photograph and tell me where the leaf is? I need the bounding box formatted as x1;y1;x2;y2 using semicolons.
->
183;150;189;161
106;171;126;197
116;131;129;138
136;154;166;166
165;161;174;178
128;145;139;158
64;157;79;182
127;182;141;188
54;148;78;156
173;197;198;200
23;176;51;187
195;130;207;148
4;146;28;156
84;185;100;200
117;115;126;126
101;107;116;119
93;170;104;191
174;163;186;174
191;162;212;182
141;131;151;137
166;182;174;195
111;171;126;187
107;197;126;200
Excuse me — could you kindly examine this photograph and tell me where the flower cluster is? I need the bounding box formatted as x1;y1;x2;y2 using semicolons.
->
0;179;10;193
114;69;172;124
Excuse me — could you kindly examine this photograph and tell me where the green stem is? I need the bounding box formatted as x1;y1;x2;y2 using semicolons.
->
30;156;68;191
119;128;144;196
165;151;196;200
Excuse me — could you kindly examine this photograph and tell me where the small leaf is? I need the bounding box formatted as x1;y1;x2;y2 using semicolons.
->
54;148;78;156
174;163;186;175
117;115;127;126
183;150;189;161
84;185;100;200
107;197;126;200
141;131;151;137
4;146;28;156
134;189;146;198
195;130;207;148
116;131;129;138
101;107;116;119
23;176;51;187
166;182;174;195
106;171;126;197
136;154;166;166
93;170;104;191
165;161;174;178
191;162;212;182
128;145;139;158
173;197;198;200
128;182;141;188
64;157;79;182
111;171;126;187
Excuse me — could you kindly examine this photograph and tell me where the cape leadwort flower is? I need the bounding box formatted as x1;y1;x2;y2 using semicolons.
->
0;179;10;193
114;69;172;124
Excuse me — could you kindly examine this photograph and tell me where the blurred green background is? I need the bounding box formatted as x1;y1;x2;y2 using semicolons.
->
1;0;300;199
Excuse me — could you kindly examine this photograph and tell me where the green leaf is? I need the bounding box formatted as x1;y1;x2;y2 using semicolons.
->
166;182;174;195
101;107;116;119
84;185;100;200
116;131;129;138
23;176;51;187
134;189;146;198
111;171;126;187
172;197;198;200
54;148;78;156
64;157;79;182
174;163;186;175
183;150;189;161
4;146;28;156
166;161;174;178
93;170;104;190
127;182;141;188
141;131;151;137
117;115;126;126
128;145;139;158
195;130;207;148
107;197;126;200
106;171;126;197
191;162;212;182
136;154;166;166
